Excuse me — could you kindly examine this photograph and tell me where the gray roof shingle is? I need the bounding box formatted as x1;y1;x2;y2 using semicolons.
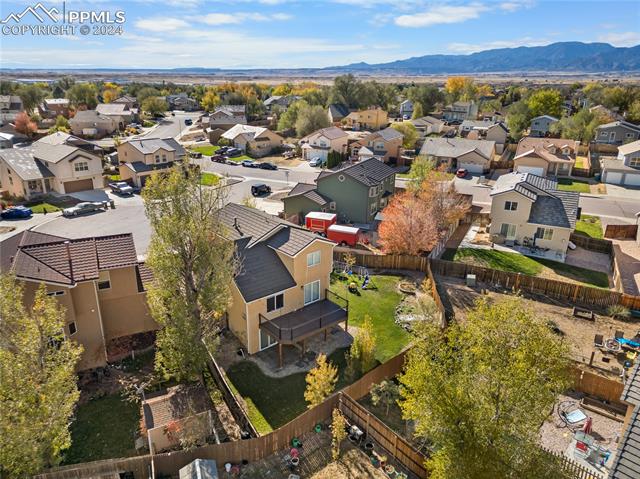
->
610;363;640;479
419;137;495;160
318;157;396;187
124;137;185;157
0;147;54;180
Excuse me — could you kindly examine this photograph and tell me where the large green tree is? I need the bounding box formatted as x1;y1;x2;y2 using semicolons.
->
400;297;571;479
294;103;330;137
330;74;362;109
141;96;168;117
550;108;607;142
17;84;47;113
66;83;98;109
525;89;562;118
0;275;82;477
406;84;444;116
391;121;419;149
142;167;236;381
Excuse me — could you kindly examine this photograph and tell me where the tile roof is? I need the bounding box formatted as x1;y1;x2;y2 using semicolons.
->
622;362;640;406
286;183;330;205
419;137;495;161
142;384;211;429
2;232;138;285
610;362;640;479
318;157;396;187
0;147;54;180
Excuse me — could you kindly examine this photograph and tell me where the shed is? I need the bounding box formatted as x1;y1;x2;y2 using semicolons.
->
179;459;219;479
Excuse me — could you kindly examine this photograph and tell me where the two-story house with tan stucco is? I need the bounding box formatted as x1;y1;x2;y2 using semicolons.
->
0;132;103;200
117;137;186;188
343;108;388;131
351;127;403;163
300;126;349;161
0;230;156;370
221;124;283;157
489;172;579;262
513;137;579;177
220;203;346;366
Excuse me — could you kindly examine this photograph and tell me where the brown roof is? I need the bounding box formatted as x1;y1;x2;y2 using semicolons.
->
515;137;579;164
142;384;212;430
2;231;138;285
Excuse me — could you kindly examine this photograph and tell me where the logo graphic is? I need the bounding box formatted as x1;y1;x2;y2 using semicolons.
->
1;3;60;24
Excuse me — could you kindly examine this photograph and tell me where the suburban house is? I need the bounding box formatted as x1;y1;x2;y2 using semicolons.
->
601;139;640;187
328;104;350;124
589;104;620;121
166;93;198;111
264;95;300;112
0;132;104;199
283;157;396;225
96;103;137;128
350;127;403;163
611;361;640;479
206;105;248;130
0;230;156;370
221;124;283;157
0;132;14;149
460;120;509;153
113;95;138;109
70;109;118;138
489;172;579;262
219;203;345;365
39;98;71;119
419;137;496;174
117;137;186;188
0;95;23;122
529;115;559;137
513;137;579;177
595;121;640;145
411;115;446;138
399;99;413;118
299;126;349;161
343;108;388;131
442;101;478;122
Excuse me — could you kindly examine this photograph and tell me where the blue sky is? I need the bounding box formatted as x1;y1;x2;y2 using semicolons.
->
1;0;639;69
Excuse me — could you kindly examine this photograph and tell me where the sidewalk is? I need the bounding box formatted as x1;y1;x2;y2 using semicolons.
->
613;239;640;296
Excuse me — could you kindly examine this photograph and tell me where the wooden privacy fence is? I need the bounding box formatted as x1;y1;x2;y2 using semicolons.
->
542;448;604;479
569;233;612;254
572;167;594;178
339;393;428;479
333;250;431;272
429;258;640;311
572;368;625;405
604;224;638;240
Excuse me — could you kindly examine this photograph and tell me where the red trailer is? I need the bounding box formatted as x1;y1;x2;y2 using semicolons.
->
305;212;337;235
327;224;361;246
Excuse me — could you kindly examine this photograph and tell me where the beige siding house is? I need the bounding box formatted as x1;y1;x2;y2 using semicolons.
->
221;124;283;157
343;108;388;131
351;127;403;163
0;231;156;370
220;204;344;365
489;173;579;262
0;132;103;200
513;137;579;177
70;109;118;138
117;137;186;188
300;126;349;161
419;137;495;174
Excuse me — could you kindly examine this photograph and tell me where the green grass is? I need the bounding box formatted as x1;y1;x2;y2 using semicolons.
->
226;348;351;430
575;156;587;169
329;274;409;363
226;154;252;163
443;248;609;288
190;145;220;156
557;177;590;193
575;215;603;239
28;202;60;214
142;120;156;128
107;174;121;181
200;172;220;186
63;393;140;464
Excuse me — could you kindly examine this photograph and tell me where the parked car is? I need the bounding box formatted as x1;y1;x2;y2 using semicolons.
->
241;160;256;168
258;162;277;170
251;184;272;196
211;154;227;163
309;157;326;167
171;112;176;116
217;146;230;154
184;118;193;126
62;202;105;217
456;168;469;178
283;151;295;159
190;151;203;159
0;206;32;219
227;148;243;157
109;181;134;196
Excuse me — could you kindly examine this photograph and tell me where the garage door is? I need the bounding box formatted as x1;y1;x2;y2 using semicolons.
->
516;166;544;176
459;162;484;174
624;172;640;186
63;178;94;193
605;172;623;185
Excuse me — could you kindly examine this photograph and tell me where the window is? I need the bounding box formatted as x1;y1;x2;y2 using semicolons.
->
307;250;321;267
626;133;634;138
162;154;167;162
329;201;336;211
74;161;89;172
500;223;517;239
47;290;65;297
68;322;77;336
304;280;320;305
370;202;377;213
266;292;284;312
28;180;38;190
155;154;160;163
97;270;111;290
504;201;518;211
630;157;640;167
260;329;277;350
535;227;553;240
369;186;377;197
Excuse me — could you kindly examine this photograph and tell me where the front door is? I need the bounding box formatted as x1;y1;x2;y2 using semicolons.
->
260;329;277;350
609;131;616;143
500;223;517;240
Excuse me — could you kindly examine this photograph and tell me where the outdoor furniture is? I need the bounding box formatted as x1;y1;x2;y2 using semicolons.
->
617;337;640;350
605;338;622;353
615;330;624;339
594;334;604;348
573;307;595;321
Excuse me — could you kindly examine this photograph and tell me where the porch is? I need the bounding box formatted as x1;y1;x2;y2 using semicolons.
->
259;290;349;368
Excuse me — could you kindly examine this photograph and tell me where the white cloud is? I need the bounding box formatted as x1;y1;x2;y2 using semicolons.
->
447;38;550;54
395;4;488;28
597;32;640;47
135;17;189;31
196;11;291;25
499;0;535;12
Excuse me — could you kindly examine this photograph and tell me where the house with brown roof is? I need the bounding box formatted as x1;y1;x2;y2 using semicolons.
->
299;126;349;161
0;132;104;200
117;137;186;188
0;230;156;370
69;109;118;138
39;98;71;119
221;124;283;157
205;105;247;130
219;203;344;365
343;108;388;131
350;127;403;163
513;137;579;177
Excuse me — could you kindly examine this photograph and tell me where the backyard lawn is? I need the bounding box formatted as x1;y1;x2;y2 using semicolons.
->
442;248;610;288
28;202;60;214
575;215;603;239
63;393;140;464
200;172;220;186
190;145;219;156
557;177;590;193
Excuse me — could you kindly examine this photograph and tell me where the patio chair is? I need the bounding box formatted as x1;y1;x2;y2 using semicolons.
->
615;330;624;339
594;334;604;348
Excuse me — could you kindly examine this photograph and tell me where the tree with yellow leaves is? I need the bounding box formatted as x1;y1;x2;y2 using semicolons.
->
304;353;338;408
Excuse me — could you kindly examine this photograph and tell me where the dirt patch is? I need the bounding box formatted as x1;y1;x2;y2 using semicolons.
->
310;447;390;479
257;154;303;167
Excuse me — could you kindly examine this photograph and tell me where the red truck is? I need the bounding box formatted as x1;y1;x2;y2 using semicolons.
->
305;212;337;235
327;224;361;246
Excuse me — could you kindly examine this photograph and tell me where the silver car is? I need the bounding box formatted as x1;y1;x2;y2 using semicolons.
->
62;202;105;217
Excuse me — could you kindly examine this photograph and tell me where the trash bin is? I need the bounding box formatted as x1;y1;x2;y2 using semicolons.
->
109;199;115;209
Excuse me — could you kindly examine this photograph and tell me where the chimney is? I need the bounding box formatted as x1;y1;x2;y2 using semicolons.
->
64;241;74;280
